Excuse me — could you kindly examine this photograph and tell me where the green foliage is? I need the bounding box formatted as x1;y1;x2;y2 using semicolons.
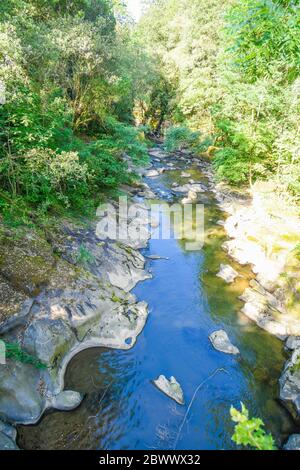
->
4;341;47;369
0;0;151;224
164;126;204;153
230;403;277;450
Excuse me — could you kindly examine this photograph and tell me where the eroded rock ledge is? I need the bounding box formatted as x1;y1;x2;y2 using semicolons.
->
0;192;150;440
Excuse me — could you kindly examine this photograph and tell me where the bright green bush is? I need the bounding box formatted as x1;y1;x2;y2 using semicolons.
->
164;126;207;153
231;403;277;450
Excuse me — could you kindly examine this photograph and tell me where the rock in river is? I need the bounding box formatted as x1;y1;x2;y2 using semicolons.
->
209;330;240;355
216;264;239;283
153;375;184;405
50;390;83;411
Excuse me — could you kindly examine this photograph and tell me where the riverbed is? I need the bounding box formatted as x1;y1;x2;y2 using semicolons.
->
17;149;295;450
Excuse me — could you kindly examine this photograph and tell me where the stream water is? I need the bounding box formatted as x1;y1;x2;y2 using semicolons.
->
17;151;296;450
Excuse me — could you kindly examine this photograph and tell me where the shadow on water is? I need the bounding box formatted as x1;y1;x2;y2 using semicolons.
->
17;159;297;450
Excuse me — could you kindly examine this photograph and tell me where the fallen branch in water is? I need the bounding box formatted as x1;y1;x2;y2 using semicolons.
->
173;368;228;449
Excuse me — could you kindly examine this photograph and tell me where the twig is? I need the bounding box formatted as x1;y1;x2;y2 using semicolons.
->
173;368;228;449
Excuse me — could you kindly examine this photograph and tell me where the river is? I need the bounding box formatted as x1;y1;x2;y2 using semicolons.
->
17;149;295;450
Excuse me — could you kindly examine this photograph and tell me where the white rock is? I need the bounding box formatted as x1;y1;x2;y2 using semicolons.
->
216;264;239;283
153;375;184;405
286;336;300;351
209;330;240;355
146;169;160;178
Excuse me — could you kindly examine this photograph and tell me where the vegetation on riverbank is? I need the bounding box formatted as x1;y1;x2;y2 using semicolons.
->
0;1;153;226
137;0;300;198
1;0;300;226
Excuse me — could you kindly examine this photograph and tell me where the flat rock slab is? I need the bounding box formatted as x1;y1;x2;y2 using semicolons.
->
217;264;239;283
209;330;240;355
153;375;184;405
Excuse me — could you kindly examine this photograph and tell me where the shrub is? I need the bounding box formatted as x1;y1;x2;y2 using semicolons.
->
230;403;277;450
164;126;207;153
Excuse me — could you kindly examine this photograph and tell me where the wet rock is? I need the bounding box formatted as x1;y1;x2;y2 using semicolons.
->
286;336;300;351
216;264;239;283
138;188;156;199
0;360;50;424
23;317;76;366
148;148;169;159
153;375;184;405
209;330;239;355
284;434;300;450
181;190;198;204
50;390;83;411
146;255;169;260
279;348;300;420
146;169;160;178
175;183;205;194
0;229;55;295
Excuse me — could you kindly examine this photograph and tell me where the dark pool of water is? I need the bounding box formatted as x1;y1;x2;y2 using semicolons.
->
17;158;295;450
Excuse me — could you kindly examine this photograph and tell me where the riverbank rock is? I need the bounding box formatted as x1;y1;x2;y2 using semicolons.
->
0;421;18;450
174;183;205;194
153;375;184;405
286;336;300;351
284;434;300;450
181;190;198;204
279;348;300;421
209;330;239;355
50;391;83;411
216;264;239;283
146;169;160;178
148;148;169;159
212;180;300;340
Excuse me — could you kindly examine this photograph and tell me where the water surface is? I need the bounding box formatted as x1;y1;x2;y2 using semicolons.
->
18;155;295;450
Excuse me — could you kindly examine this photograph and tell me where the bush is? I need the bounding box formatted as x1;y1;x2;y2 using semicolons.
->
230;403;277;450
164;126;206;153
